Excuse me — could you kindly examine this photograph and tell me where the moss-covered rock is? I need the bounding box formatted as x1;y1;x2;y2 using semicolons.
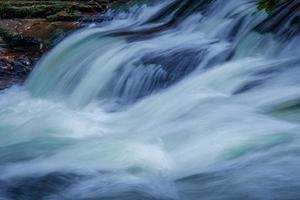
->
0;28;41;49
0;2;73;18
0;0;129;89
257;0;289;12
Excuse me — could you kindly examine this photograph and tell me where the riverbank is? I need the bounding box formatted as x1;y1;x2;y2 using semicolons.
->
0;0;129;89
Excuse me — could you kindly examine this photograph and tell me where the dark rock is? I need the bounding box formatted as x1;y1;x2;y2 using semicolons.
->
256;0;300;38
0;28;42;49
0;0;131;90
0;55;35;89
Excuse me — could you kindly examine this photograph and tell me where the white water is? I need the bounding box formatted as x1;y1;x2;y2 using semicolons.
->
1;0;300;199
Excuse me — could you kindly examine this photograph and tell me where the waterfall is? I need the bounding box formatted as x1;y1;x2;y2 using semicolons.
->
0;0;300;199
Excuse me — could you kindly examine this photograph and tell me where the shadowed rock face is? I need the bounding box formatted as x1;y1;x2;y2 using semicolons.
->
0;0;128;89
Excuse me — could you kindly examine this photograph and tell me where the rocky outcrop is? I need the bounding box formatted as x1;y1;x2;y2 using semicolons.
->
0;0;128;89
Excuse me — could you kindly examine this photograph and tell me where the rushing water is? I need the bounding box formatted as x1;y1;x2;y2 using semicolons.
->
1;0;300;199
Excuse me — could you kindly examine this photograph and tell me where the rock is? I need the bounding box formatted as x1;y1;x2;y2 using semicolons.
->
0;28;42;49
256;0;300;38
0;0;131;90
0;55;35;89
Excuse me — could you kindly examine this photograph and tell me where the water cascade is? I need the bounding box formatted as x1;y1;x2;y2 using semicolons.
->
0;0;300;199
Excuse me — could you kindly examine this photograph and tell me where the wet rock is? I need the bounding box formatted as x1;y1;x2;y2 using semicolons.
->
0;28;41;49
0;55;35;89
0;1;75;19
0;0;133;90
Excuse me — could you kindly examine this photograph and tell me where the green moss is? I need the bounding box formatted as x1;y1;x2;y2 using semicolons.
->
0;28;40;48
0;0;131;19
43;28;65;49
0;2;75;18
257;0;288;12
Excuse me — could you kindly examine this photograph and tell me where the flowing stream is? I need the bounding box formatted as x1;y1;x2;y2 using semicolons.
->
0;0;300;199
